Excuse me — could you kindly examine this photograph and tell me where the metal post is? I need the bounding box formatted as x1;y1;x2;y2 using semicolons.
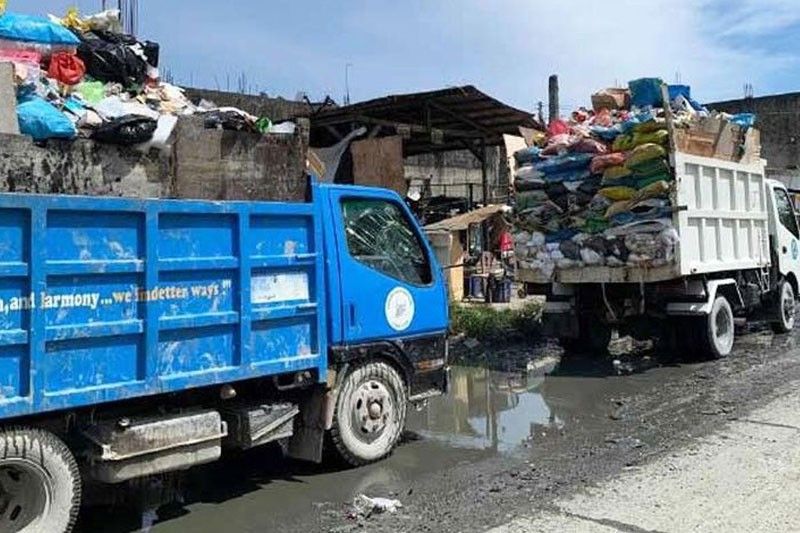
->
468;184;474;210
481;140;488;205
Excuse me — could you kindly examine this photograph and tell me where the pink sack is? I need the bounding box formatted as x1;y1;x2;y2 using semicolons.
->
547;119;570;137
572;138;609;155
590;152;627;175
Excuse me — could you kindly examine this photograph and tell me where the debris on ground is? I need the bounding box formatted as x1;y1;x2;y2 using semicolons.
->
350;494;403;518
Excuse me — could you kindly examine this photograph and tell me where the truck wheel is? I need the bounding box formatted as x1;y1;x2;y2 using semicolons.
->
0;428;81;533
330;361;407;466
702;296;735;359
772;280;795;334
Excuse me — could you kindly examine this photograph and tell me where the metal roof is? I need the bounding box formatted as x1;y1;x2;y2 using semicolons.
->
310;85;541;156
424;204;509;232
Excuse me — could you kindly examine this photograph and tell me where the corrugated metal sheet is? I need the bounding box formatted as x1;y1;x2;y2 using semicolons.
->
424;204;507;232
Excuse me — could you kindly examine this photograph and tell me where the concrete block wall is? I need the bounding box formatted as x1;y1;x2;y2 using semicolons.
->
0;116;310;202
709;93;800;172
405;146;508;203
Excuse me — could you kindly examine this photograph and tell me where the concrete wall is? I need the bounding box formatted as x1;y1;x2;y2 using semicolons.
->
709;93;800;173
405;146;508;204
0;116;310;201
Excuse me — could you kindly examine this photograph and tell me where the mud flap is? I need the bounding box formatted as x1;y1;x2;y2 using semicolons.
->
287;386;330;463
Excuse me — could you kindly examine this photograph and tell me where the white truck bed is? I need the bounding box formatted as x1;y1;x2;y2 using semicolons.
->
517;151;770;284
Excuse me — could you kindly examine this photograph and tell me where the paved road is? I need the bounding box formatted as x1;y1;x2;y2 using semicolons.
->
493;389;800;532
76;328;800;532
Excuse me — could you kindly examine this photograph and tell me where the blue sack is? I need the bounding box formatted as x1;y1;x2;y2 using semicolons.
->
514;146;542;165
534;153;593;175
0;12;80;45
629;78;664;108
17;96;77;141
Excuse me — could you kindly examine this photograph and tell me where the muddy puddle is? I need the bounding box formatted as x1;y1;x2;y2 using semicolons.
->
76;358;701;532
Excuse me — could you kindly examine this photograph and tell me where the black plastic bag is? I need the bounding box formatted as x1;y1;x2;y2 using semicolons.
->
76;30;147;87
203;110;254;132
92;115;157;145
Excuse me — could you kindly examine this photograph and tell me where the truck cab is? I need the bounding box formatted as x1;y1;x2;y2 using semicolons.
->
765;179;800;332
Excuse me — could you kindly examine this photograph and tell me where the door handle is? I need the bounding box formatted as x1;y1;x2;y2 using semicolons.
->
783;246;788;254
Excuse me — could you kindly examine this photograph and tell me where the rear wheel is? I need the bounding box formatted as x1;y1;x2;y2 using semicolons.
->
771;280;795;334
0;428;81;533
701;296;735;359
330;361;407;466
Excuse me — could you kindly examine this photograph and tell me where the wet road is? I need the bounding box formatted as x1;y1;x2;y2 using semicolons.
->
76;328;800;532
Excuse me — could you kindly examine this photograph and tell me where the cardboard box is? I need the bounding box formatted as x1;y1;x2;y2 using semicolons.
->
673;117;755;163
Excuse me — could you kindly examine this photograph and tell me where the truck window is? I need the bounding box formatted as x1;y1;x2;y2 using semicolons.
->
774;188;800;239
341;199;433;285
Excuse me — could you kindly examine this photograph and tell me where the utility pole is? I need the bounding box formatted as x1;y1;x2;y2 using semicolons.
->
548;74;559;124
344;63;353;105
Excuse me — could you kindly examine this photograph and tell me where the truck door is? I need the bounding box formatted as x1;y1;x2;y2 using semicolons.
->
770;185;800;279
327;188;448;344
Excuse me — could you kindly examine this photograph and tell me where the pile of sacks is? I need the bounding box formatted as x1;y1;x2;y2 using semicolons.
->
0;7;291;148
513;78;735;275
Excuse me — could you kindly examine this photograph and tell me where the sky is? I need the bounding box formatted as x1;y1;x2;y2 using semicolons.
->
18;0;800;112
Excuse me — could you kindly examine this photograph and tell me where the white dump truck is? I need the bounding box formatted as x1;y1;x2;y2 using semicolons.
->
519;150;799;359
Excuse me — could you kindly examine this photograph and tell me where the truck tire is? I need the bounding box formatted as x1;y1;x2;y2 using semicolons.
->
702;296;735;359
330;361;407;466
0;427;81;533
771;280;796;334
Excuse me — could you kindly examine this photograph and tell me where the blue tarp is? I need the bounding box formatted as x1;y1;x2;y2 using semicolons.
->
0;12;80;45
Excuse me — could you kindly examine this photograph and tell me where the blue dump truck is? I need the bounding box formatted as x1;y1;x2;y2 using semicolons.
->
0;179;449;532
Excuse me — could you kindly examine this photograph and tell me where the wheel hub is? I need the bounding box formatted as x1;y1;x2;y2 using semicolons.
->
0;460;51;532
351;380;393;443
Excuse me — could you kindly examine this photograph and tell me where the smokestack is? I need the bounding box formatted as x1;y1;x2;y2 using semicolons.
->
548;74;559;124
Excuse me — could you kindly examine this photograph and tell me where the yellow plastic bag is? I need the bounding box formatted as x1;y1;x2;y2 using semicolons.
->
603;165;632;183
599;186;636;201
631;180;670;202
60;7;90;32
604;200;632;219
626;143;667;170
0;0;6;15
633;120;667;134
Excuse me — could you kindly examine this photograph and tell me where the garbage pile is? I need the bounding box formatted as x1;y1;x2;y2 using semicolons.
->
512;78;759;278
0;7;291;147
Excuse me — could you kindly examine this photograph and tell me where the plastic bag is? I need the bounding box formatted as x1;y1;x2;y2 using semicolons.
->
599;186;636;201
0;12;80;46
203;109;255;132
590;152;626;174
603;166;632;183
547;119;570;137
47;52;86;85
77;30;147;87
628;78;664;108
534;153;593;175
91;115;157;145
0;1;5;16
135;114;177;153
17;95;77;141
625;143;666;170
76;80;106;104
631;180;670;202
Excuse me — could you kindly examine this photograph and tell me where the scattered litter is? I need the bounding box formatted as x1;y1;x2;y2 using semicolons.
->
352;494;403;518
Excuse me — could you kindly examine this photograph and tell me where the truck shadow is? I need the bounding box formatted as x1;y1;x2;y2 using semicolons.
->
75;442;355;532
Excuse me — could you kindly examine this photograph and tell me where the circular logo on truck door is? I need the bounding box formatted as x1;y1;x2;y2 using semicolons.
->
385;287;415;331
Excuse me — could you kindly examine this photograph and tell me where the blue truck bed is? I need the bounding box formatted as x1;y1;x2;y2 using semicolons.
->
0;192;327;419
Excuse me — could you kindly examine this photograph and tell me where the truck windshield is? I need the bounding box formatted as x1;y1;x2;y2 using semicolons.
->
341;199;433;285
774;188;800;239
